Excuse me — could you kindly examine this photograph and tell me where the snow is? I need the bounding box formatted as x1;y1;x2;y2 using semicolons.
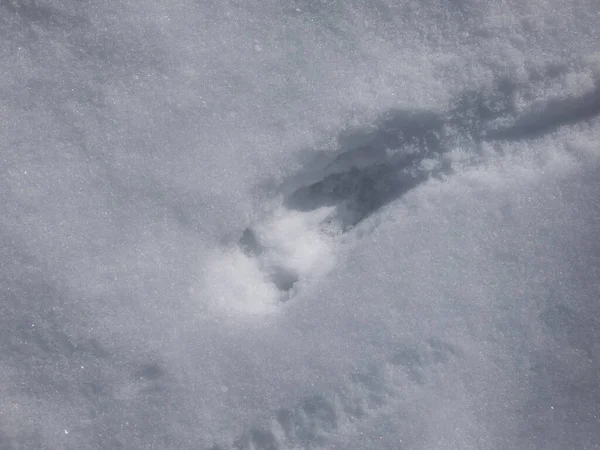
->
1;0;600;449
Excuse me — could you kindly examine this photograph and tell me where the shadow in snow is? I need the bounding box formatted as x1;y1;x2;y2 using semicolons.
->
284;109;454;232
283;78;600;232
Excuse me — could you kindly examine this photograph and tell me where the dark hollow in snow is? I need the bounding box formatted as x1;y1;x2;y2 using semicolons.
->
283;77;600;233
234;76;600;307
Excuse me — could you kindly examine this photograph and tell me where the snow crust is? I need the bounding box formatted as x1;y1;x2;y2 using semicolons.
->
1;0;599;449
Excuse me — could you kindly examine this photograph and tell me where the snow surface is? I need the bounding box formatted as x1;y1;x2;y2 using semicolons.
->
1;0;600;449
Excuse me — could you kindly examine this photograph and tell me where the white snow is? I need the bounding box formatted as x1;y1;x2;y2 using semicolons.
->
1;0;599;449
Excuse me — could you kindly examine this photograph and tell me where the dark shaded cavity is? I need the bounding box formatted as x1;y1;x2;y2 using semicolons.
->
283;77;600;232
483;81;600;141
284;109;455;232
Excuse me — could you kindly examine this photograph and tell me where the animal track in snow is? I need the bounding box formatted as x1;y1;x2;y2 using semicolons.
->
205;72;600;315
284;109;452;233
213;109;463;314
238;206;338;301
208;337;461;450
203;204;338;315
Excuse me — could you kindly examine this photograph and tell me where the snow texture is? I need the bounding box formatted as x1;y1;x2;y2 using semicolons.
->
1;0;600;449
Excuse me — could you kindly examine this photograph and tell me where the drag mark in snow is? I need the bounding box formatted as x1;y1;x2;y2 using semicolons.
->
207;70;600;315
